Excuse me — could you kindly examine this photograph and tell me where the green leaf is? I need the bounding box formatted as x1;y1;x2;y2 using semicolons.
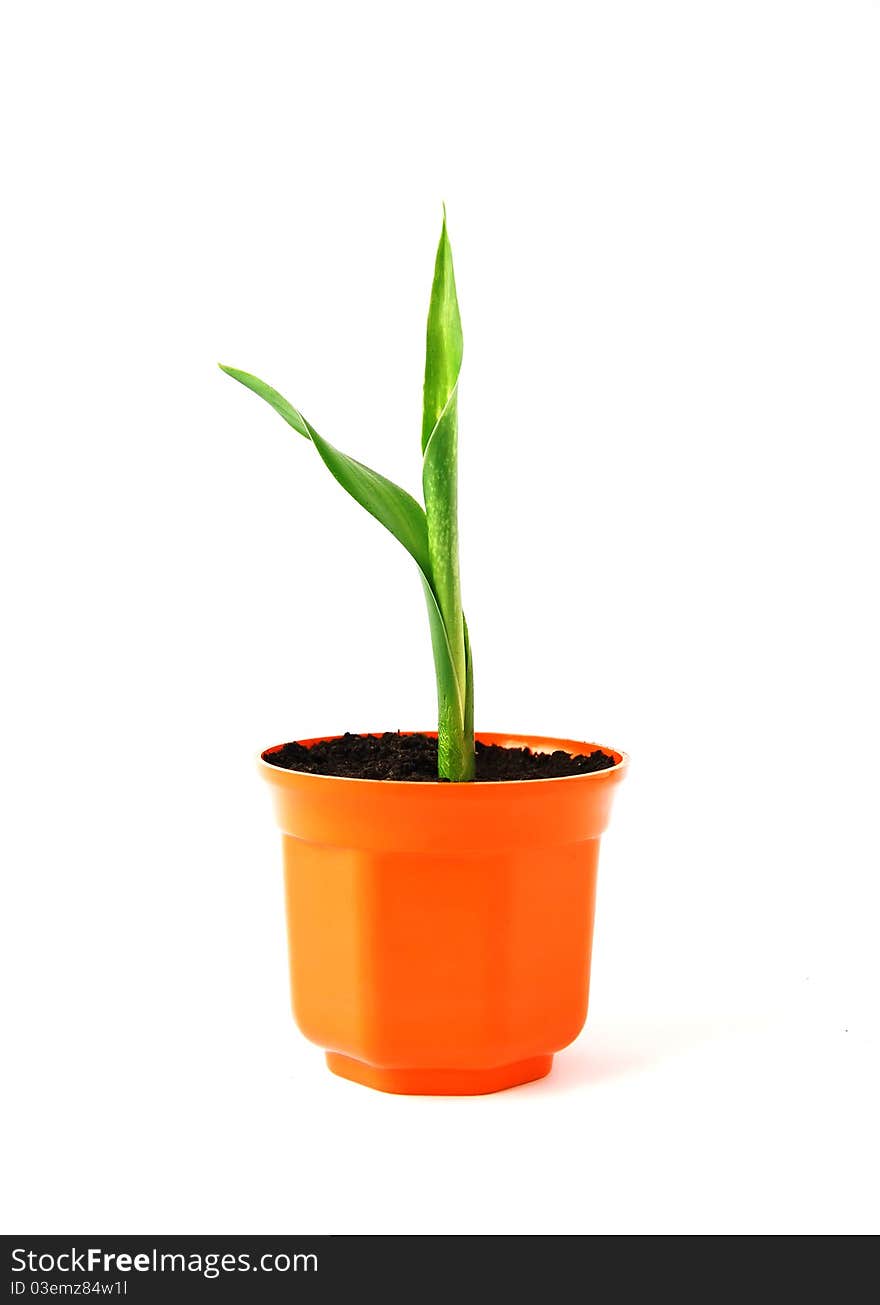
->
421;214;473;780
220;363;467;765
219;366;311;439
422;393;466;693
220;209;475;784
220;364;431;577
463;615;474;748
422;209;463;455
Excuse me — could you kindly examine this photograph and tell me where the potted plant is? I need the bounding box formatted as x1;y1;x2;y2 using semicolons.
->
220;212;628;1094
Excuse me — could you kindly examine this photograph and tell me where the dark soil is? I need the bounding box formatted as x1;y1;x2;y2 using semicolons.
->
262;732;618;782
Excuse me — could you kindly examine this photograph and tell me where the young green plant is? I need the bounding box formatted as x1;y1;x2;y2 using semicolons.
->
220;213;474;781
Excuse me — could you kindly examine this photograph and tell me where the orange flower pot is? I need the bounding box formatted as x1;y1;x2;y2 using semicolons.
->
261;731;628;1095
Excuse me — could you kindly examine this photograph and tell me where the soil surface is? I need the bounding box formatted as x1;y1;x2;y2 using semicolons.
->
262;732;618;782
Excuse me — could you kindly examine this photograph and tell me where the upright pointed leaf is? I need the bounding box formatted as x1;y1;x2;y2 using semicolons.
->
422;209;463;454
421;215;472;780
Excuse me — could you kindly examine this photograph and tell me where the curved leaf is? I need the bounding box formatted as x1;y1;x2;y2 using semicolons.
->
220;364;466;756
219;366;311;439
220;364;430;577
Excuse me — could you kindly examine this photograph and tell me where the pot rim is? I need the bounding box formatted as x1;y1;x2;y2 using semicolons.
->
259;730;629;787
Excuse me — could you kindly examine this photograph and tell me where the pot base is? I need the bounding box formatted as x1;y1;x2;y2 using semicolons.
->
325;1052;553;1096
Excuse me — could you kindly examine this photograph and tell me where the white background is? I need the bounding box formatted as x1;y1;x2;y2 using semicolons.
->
2;1;878;1236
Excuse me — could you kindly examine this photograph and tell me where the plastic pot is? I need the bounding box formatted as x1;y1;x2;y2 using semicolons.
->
261;731;628;1095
